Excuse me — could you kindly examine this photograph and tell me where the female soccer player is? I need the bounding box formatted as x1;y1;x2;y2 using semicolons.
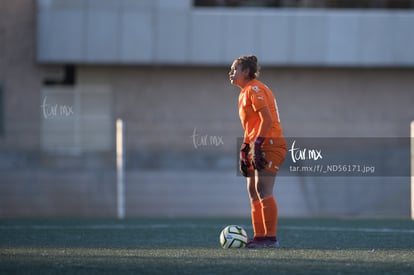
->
229;55;287;248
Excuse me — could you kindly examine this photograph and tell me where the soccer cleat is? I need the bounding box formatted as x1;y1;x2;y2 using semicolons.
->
246;237;280;249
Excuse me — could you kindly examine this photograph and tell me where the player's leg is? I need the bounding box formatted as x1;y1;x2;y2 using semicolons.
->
246;170;279;248
247;145;286;248
247;174;265;239
255;146;286;242
255;169;276;199
256;169;278;239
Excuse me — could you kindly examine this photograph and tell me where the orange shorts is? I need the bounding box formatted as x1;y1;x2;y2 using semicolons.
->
249;137;287;173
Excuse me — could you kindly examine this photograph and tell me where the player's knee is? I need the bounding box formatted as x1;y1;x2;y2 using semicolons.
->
255;182;273;199
255;187;265;199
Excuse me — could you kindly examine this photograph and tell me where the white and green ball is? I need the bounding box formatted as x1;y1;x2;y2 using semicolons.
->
219;225;248;248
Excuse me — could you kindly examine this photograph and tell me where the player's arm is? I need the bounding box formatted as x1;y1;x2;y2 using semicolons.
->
252;107;273;170
249;87;272;139
243;131;250;144
256;107;273;138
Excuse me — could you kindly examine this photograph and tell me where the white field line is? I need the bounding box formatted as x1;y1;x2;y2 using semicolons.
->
281;225;414;234
0;223;414;234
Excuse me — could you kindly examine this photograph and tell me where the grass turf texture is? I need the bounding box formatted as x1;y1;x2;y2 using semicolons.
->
1;218;414;274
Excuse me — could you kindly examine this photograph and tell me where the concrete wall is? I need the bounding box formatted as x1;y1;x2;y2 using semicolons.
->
106;66;413;146
0;0;43;150
1;170;409;218
101;66;413;218
3;65;412;218
0;0;412;218
37;0;414;66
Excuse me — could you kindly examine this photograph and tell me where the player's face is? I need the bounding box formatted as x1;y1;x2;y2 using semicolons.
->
229;61;248;88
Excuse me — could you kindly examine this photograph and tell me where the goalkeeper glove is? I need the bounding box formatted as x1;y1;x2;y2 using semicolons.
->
252;137;267;171
240;143;251;177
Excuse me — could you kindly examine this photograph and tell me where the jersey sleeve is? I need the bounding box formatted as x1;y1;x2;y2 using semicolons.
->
249;86;268;112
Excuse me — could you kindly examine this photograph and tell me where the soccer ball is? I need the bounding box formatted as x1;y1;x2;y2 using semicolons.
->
219;225;248;248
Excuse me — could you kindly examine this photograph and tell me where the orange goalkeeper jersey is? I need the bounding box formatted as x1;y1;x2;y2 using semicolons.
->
238;79;284;144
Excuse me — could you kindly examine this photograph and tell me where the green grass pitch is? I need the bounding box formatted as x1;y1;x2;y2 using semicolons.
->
1;218;414;274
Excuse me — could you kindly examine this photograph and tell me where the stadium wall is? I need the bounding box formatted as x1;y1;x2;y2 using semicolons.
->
37;0;414;66
0;0;413;218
